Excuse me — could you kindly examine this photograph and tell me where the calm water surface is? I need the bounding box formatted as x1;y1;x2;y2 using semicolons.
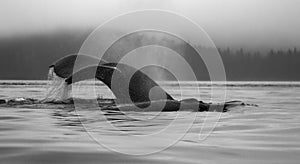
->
0;81;300;163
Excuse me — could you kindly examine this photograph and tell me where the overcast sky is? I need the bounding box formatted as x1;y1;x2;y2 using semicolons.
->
1;0;300;51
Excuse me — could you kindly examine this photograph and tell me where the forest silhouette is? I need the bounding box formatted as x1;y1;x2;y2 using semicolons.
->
0;30;299;81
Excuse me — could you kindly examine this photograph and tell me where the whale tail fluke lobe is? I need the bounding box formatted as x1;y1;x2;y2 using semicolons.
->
49;53;101;78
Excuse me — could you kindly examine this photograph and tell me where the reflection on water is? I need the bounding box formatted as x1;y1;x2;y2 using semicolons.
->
0;81;300;163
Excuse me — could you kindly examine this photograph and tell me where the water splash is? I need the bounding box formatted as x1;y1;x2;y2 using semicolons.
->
42;67;71;102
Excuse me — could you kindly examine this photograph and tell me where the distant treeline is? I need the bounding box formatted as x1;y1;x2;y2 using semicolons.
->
219;47;300;81
0;30;299;81
0;30;90;80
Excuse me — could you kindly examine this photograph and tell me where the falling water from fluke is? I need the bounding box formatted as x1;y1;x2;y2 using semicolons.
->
42;67;71;102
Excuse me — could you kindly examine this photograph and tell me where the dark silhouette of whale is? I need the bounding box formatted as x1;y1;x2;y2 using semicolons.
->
65;63;174;104
49;54;174;103
49;54;247;112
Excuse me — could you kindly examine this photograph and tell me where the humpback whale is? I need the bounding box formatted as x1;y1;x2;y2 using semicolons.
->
49;54;174;103
47;54;247;112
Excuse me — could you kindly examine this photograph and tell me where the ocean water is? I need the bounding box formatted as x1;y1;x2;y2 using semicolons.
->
0;80;300;163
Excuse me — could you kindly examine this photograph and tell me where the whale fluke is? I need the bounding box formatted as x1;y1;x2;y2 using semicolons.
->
49;54;104;78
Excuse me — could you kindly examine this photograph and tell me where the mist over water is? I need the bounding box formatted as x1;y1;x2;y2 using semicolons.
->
0;0;300;81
